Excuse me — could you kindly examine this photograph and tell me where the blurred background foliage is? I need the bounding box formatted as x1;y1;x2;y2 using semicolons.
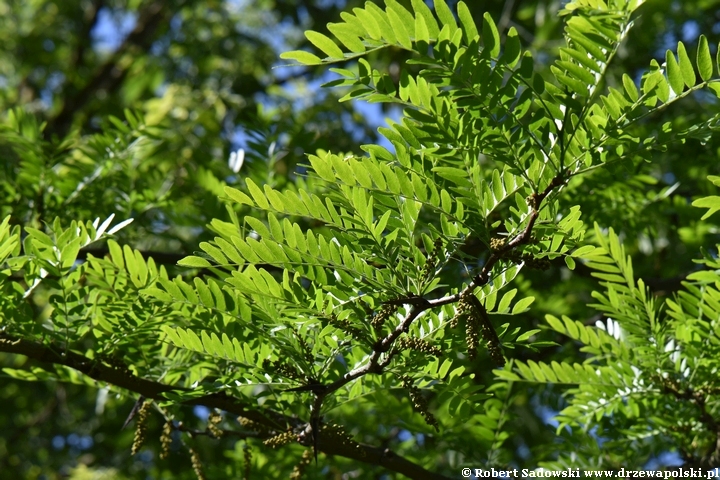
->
2;0;720;478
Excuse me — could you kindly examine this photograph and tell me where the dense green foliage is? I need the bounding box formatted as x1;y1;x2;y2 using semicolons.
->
3;0;720;479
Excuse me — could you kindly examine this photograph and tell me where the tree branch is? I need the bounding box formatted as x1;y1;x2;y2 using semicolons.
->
0;333;452;480
5;173;566;480
301;174;568;448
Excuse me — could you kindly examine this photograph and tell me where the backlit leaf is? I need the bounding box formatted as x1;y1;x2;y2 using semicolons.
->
482;12;500;57
306;31;344;59
457;1;478;44
279;50;322;65
666;50;684;95
677;42;696;88
697;35;713;82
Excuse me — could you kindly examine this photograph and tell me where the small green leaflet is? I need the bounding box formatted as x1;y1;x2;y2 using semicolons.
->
666;50;683;95
565;256;576;270
697;35;713;82
306;31;344;59
457;1;478;43
692;195;720;220
482;12;500;57
279;50;322;66
676;42;696;88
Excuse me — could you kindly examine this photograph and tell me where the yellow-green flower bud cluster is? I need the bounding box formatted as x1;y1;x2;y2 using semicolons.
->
523;255;551;270
480;321;505;367
160;420;172;459
189;446;206;480
263;430;297;448
208;410;224;438
449;299;465;329
131;400;152;455
503;249;551;270
320;423;366;457
397;336;442;357
489;237;506;251
262;358;303;381
467;294;505;367
451;292;505;366
464;306;481;360
242;444;252;480
451;293;479;358
371;304;398;331
489;233;551;271
237;416;272;434
328;313;365;341
400;375;439;431
420;237;444;283
290;449;314;479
